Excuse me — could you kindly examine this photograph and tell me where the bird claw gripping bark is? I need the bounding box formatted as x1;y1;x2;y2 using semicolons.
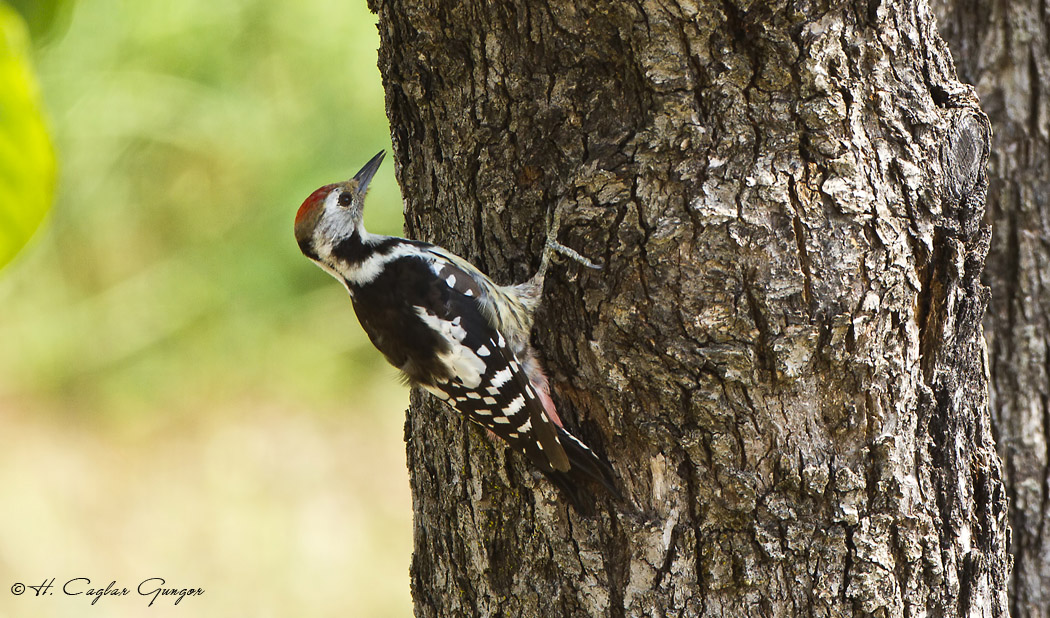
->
535;206;603;284
294;151;618;512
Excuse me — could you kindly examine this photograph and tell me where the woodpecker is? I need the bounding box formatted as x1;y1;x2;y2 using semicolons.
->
294;151;617;509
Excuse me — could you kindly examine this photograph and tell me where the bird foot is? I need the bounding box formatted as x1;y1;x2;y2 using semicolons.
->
536;206;603;280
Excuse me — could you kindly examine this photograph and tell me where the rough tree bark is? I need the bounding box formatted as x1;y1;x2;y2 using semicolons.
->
934;0;1050;615
370;0;1010;615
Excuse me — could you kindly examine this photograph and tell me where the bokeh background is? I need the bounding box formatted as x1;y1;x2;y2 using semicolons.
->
0;1;413;616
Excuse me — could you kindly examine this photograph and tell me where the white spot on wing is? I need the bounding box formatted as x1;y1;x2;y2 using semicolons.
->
415;307;485;388
446;274;457;287
476;345;490;357
561;431;588;449
493;416;511;424
505;395;526;416
491;368;513;389
421;384;449;400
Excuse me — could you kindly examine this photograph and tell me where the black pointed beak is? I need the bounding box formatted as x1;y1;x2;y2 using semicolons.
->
352;150;386;198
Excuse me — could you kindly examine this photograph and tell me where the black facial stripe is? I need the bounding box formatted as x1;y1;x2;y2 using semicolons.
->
297;238;320;261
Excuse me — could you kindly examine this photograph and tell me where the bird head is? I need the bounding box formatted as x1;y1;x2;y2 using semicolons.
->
294;150;385;261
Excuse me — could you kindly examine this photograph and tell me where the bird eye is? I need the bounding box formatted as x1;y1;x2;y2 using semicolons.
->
337;191;353;207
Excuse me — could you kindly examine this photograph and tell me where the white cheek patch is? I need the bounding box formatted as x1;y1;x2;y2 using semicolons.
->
415;307;486;388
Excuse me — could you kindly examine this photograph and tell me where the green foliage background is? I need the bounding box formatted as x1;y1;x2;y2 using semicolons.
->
0;2;412;616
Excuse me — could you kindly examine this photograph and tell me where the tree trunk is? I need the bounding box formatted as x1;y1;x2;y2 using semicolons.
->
371;0;1010;615
934;0;1050;615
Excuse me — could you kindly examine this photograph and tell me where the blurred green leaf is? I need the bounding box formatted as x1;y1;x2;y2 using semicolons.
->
0;3;55;271
7;0;73;42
